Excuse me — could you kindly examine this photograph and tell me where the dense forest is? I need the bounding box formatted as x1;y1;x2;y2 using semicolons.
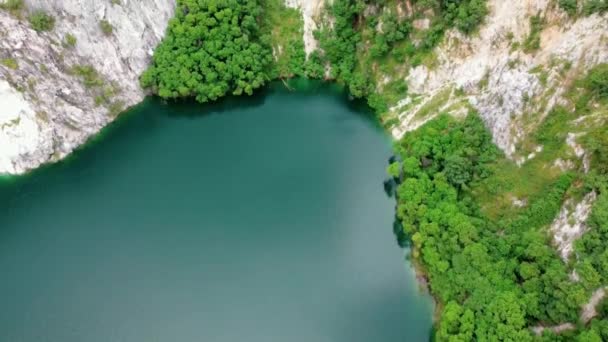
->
140;0;273;102
388;65;608;340
142;0;608;340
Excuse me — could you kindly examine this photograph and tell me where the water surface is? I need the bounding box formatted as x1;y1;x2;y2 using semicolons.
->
0;82;432;341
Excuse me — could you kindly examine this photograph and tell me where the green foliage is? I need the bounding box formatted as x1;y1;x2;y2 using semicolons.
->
307;0;488;117
315;0;368;95
260;0;306;78
141;0;273;103
583;0;608;15
574;179;608;288
99;19;113;35
370;12;411;57
584;63;608;100
557;0;608;16
28;10;55;32
1;58;18;70
70;64;124;116
583;126;608;174
446;0;488;33
523;13;544;53
63;33;77;48
558;0;578;15
303;51;325;79
392;113;590;340
413;0;488;33
71;65;104;88
0;0;24;11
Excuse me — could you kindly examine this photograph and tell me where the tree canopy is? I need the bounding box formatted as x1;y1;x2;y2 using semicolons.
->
391;113;588;340
141;0;273;103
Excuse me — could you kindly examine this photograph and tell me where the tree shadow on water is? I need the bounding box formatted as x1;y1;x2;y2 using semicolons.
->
156;86;274;119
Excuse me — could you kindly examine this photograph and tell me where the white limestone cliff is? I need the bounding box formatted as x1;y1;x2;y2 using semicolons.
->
392;0;608;158
0;0;174;174
1;0;607;179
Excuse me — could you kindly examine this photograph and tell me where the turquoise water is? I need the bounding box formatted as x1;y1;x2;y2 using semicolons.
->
0;82;433;341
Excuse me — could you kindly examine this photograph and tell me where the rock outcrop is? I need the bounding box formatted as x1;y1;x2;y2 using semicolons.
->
0;0;174;174
391;0;608;159
285;0;325;56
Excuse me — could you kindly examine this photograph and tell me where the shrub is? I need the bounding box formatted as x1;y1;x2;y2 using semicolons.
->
28;10;55;32
100;19;113;36
584;0;608;15
452;0;488;33
0;0;24;11
71;65;104;88
523;14;544;52
141;0;272;103
585;63;608;99
558;0;578;15
64;33;77;48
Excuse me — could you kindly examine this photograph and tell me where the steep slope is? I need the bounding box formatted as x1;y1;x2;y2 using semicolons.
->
395;0;608;159
288;0;608;339
0;0;174;174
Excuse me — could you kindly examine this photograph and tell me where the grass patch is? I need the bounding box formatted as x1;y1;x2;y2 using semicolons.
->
0;0;24;15
413;87;452;121
523;13;544;53
1;58;18;70
71;65;104;88
63;33;77;48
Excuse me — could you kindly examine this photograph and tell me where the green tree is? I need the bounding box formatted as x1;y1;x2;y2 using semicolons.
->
141;0;273;103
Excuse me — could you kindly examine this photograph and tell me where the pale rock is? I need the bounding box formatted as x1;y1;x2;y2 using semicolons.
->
582;287;607;323
0;0;175;174
392;0;608;156
285;0;325;56
413;18;430;30
550;192;597;261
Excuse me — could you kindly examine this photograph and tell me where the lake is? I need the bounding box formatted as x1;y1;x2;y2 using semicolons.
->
0;81;433;342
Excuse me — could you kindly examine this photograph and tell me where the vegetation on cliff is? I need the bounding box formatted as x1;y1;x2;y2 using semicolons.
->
306;0;488;119
558;0;608;16
142;1;608;340
141;0;489;112
388;64;608;340
392;114;580;341
140;0;273;103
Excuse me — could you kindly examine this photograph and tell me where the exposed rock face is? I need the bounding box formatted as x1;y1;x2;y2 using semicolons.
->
392;0;608;157
550;191;597;261
1;0;607;177
0;0;174;174
285;0;325;56
582;287;607;323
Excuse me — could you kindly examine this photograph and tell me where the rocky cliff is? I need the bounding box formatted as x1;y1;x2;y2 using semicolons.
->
1;0;607;176
0;0;174;174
